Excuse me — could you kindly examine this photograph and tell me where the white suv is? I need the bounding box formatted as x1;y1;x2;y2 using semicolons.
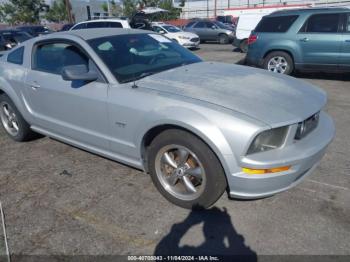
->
152;22;200;49
70;19;131;30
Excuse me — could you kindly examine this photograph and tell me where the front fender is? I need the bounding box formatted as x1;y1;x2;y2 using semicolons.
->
136;106;238;177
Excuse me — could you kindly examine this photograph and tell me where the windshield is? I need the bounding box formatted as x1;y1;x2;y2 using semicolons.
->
162;25;181;33
2;32;31;43
213;21;230;29
89;34;202;83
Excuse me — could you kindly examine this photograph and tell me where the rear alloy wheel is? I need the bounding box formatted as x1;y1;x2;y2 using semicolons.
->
0;93;36;141
263;51;294;75
147;129;227;209
218;34;229;44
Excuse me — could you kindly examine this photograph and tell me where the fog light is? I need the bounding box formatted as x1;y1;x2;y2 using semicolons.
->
242;166;290;175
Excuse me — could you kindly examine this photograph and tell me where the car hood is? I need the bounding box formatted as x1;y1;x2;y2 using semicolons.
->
138;62;327;127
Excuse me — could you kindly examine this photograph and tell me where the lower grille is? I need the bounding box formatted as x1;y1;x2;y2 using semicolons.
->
295;112;320;140
190;37;199;42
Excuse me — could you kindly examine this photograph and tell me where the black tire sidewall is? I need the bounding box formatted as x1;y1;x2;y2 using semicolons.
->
263;51;294;75
147;129;227;209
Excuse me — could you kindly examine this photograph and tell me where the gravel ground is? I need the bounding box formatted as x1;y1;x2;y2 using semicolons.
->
0;43;349;258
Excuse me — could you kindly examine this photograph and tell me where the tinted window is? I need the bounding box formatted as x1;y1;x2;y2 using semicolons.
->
108;22;122;28
346;13;350;32
152;26;164;33
185;21;196;28
86;22;107;28
33;43;88;74
72;23;86;30
88;34;201;83
302;14;340;33
205;22;215;28
194;22;207;28
7;46;24;65
255;15;298;32
2;31;31;44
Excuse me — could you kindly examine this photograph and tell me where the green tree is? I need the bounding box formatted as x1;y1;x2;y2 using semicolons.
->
0;0;46;24
45;0;68;23
159;0;181;20
102;0;122;17
122;0;137;17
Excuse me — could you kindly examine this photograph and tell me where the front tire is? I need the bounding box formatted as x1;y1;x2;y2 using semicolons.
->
0;93;36;141
218;34;229;44
147;129;227;209
263;51;294;75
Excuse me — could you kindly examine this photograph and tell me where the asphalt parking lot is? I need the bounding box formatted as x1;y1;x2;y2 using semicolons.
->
0;43;349;258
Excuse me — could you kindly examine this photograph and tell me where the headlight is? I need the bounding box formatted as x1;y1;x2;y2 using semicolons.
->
247;126;289;155
178;36;190;40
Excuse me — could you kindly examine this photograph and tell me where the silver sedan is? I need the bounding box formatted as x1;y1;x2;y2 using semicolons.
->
0;29;335;209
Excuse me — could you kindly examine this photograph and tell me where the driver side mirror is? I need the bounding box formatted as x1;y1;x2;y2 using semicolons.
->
61;65;98;82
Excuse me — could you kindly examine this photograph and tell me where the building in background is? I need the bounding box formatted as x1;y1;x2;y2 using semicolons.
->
174;0;350;19
70;0;122;22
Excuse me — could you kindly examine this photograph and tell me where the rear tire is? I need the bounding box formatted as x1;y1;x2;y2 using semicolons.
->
147;129;227;209
239;39;248;53
0;93;36;141
218;34;229;44
263;51;294;75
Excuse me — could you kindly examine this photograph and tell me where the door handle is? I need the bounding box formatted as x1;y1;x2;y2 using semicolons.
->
30;82;41;90
300;37;309;42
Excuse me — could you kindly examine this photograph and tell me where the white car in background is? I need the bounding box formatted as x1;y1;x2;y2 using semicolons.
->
152;22;200;49
70;19;131;30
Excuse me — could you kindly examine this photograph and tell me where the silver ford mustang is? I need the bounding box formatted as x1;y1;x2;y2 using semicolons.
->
0;29;335;209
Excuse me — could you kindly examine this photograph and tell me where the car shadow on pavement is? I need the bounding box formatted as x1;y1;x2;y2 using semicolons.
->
154;207;257;260
294;72;350;81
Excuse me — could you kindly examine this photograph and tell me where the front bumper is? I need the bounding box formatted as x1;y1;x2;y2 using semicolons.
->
227;111;335;199
180;39;200;48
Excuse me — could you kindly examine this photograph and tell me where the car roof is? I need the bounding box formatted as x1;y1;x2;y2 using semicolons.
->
38;28;151;41
269;7;349;16
77;19;128;24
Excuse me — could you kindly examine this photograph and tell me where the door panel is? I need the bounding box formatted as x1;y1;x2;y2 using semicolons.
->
340;13;350;69
298;13;342;67
24;41;110;150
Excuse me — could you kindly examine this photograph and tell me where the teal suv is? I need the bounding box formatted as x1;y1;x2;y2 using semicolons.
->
246;8;350;75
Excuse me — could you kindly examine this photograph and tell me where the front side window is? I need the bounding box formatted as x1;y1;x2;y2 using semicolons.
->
88;34;202;83
162;25;181;33
72;23;86;30
7;46;24;65
302;13;340;33
86;22;107;28
194;22;206;28
152;26;164;33
255;15;299;33
108;22;123;28
347;13;350;32
33;42;88;74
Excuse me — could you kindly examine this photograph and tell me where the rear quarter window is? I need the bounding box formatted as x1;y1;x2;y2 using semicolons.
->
7;46;24;65
255;15;299;33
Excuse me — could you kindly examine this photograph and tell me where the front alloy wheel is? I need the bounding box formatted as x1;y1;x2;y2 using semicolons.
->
155;145;206;201
148;129;227;209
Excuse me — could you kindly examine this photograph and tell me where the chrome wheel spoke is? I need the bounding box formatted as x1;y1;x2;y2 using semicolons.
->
177;148;189;166
185;167;202;179
167;172;179;186
3;105;10;117
12;121;19;131
182;176;197;193
161;152;178;169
